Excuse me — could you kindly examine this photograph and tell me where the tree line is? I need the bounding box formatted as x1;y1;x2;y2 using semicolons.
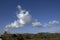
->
0;31;60;40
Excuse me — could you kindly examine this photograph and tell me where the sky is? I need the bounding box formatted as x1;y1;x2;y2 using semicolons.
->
0;0;60;34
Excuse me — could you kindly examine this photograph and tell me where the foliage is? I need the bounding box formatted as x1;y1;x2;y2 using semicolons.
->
0;32;60;40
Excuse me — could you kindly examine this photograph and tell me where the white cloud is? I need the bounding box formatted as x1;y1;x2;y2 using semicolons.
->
43;20;60;27
17;11;32;25
49;20;59;25
32;20;60;27
32;19;42;27
5;5;60;31
5;5;33;30
17;5;22;10
5;20;19;28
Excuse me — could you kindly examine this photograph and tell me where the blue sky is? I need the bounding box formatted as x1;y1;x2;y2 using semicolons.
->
0;0;60;34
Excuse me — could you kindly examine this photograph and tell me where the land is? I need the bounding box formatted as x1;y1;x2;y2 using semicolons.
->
0;31;60;40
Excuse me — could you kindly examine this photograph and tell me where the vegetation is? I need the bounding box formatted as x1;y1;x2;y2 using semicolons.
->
0;31;60;40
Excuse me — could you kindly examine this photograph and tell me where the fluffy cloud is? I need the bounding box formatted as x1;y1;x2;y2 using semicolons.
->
6;21;19;28
17;10;32;25
5;5;60;30
5;5;32;29
43;20;60;27
32;19;42;27
49;20;59;25
32;20;60;27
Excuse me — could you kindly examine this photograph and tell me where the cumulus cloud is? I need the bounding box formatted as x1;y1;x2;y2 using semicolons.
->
5;5;60;31
6;21;19;28
32;21;42;27
49;20;59;25
32;19;42;27
5;5;32;29
17;10;32;24
43;20;60;27
32;20;60;27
